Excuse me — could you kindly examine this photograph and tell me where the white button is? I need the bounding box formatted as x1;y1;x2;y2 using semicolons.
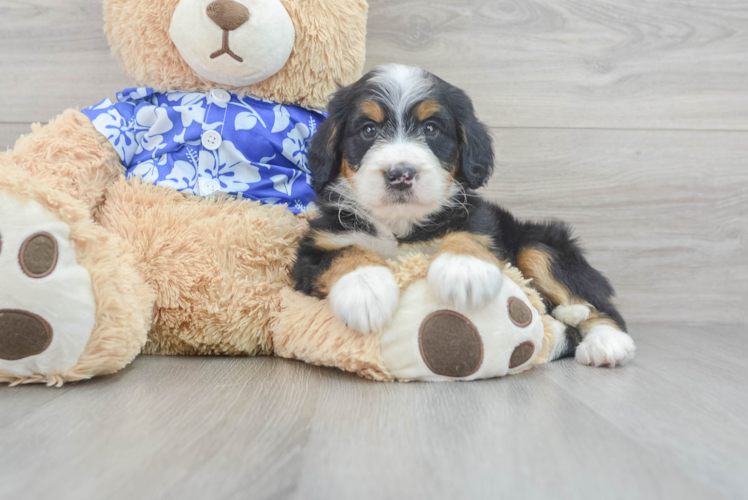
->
199;178;221;196
202;130;222;150
211;88;231;103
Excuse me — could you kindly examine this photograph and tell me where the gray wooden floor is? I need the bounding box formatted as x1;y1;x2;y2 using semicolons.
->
1;1;747;499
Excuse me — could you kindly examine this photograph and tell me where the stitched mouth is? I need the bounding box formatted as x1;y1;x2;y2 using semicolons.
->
210;30;243;63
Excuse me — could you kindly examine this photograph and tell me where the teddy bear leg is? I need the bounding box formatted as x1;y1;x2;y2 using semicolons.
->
270;288;392;381
0;164;155;385
0;109;124;214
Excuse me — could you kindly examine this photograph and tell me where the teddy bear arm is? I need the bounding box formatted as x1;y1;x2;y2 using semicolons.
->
1;109;124;214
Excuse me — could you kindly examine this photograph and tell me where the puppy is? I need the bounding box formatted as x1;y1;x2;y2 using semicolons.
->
293;64;635;367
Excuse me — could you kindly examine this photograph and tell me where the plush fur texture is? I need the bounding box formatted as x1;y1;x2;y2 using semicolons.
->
272;253;556;381
0;0;370;384
0;163;154;386
0;110;124;213
97;178;308;357
104;0;368;109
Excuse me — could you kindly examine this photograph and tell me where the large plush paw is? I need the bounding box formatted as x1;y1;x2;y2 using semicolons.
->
575;325;636;367
427;254;503;310
329;266;400;334
0;192;96;377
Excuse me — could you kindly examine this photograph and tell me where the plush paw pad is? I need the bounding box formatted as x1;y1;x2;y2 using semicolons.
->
329;266;399;334
575;325;636;367
428;254;503;310
0;193;96;376
418;310;483;377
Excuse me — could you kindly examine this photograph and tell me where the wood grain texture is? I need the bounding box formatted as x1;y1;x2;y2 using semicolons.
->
481;127;748;324
1;324;746;500
365;0;748;130
0;0;129;124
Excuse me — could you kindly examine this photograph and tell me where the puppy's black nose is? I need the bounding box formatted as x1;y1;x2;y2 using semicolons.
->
385;165;416;191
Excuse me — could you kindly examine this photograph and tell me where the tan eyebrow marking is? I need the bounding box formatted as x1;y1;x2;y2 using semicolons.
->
361;100;384;123
417;99;441;121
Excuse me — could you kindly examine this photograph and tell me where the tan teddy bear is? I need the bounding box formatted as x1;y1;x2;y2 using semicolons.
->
0;0;555;386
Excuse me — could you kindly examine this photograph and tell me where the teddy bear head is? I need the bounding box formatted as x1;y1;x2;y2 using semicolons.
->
103;0;369;109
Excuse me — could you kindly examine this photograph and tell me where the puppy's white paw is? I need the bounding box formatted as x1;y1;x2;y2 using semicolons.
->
553;304;591;327
575;325;636;367
329;266;399;334
428;254;503;310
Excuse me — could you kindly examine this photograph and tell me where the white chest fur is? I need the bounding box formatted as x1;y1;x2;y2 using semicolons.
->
321;229;442;261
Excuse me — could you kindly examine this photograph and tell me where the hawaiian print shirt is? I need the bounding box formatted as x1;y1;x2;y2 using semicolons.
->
82;87;326;213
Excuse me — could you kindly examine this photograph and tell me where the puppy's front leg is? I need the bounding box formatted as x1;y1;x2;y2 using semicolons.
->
428;232;504;310
293;235;399;334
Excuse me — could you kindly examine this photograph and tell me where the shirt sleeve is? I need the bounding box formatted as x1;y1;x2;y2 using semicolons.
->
81;98;139;168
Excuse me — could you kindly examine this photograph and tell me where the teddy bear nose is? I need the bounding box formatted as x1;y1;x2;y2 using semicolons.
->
207;0;250;32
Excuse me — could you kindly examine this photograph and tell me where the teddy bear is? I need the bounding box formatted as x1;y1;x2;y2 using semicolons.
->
0;0;556;386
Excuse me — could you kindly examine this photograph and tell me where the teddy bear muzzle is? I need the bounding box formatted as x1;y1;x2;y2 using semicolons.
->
169;0;296;87
207;0;250;62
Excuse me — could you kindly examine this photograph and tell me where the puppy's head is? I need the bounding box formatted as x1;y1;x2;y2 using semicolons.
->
309;64;494;231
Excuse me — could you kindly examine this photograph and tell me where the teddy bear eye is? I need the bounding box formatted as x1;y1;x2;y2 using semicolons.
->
19;232;58;278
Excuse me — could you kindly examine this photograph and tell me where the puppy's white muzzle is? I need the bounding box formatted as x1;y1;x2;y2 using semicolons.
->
169;0;295;87
357;141;452;223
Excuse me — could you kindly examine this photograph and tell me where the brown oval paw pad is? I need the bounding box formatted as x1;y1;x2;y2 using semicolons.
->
0;310;53;361
509;341;535;369
19;232;58;278
508;297;532;327
419;310;483;378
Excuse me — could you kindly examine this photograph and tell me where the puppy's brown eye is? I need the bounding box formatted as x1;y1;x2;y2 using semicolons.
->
424;122;439;138
361;124;378;140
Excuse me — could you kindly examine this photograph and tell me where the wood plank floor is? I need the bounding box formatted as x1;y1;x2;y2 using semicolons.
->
0;324;745;500
1;0;747;498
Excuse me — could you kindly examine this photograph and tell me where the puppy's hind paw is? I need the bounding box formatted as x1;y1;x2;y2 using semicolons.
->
552;304;591;327
329;266;400;334
575;325;636;367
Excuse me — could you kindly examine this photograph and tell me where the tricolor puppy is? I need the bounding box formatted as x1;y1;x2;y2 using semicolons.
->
293;64;635;367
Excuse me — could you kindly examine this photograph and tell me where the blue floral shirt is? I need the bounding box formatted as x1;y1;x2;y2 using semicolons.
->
82;87;326;213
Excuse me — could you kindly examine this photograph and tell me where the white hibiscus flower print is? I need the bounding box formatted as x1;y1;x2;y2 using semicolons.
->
127;156;166;184
118;87;153;102
198;140;261;194
134;106;174;156
282;123;311;174
233;96;267;130
271;105;291;133
90;107;139;166
160;160;198;194
173;93;206;127
271;170;303;196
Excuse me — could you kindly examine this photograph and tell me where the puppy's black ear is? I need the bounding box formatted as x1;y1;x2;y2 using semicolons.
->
450;86;494;189
308;86;352;192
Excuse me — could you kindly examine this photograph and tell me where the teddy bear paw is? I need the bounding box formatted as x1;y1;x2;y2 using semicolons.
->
0;192;96;377
575;325;636;367
427;254;503;310
329;266;400;334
